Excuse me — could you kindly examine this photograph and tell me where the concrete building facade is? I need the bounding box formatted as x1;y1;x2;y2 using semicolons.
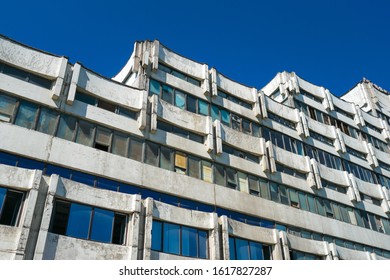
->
0;35;389;260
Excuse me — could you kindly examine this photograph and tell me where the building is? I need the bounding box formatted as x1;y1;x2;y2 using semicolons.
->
0;34;390;260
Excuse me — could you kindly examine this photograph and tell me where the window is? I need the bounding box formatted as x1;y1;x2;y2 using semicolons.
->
174;153;187;174
157;120;204;143
268;112;295;129
158;63;201;87
15;101;39;129
0;187;24;226
288;189;299;208
160;146;173;171
263;127;303;155
111;133;129;157
222;144;259;163
94;127;112;152
36;108;59;135
0;93;17;122
0;61;53;89
129;138;143;161
214;164;225;186
75;120;95;146
145;141;159;166
201;161;213;183
229;237;271;260
188;157;201;179
57;115;77;141
290;250;320;260
50;200;127;244
151;220;208;259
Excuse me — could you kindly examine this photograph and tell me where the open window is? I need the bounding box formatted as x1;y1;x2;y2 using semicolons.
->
0;187;24;226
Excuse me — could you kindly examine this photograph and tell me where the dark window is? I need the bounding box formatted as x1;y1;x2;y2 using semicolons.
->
97;99;116;113
15;101;38;129
50;200;127;245
75;92;96;105
229;237;271;260
145;141;159;166
0;187;24;226
36;108;59;135
151;220;208;259
0;93;17;122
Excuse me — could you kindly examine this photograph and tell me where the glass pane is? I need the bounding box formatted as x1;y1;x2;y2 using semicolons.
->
215;164;225;186
181;226;198;257
0;187;6;212
162;84;173;104
145;142;159;166
229;237;236;260
175;90;186;109
0;190;23;226
252;123;260;137
202;161;213;183
259;179;270;199
149;79;161;95
0;94;17;122
236;238;250;260
15;101;38;129
66;203;92;239
75;120;94;146
289;189;299;204
315;198;326;216
151;220;163;251
51;200;70;235
75;92;96;105
248;176;259;194
36;107;58;135
163;223;180;255
160;146;173;170
226;168;237;189
279;185;289;205
112;214;126;245
307;195;317;214
171;70;186;80
97;100;116;112
270;182;279;202
333;203;342;220
118;107;137;120
198;230;208;259
112;133;128;157
90;208;114;243
340;205;350;223
187;76;200;86
95;127;111;146
129;139;143;161
188;157;200;179
211;105;219;121
57;115;77;141
187;95;197;113
198;100;209;116
221;109;230;126
249;241;264;260
238;172;248;192
298;192;308;211
348;208;357;225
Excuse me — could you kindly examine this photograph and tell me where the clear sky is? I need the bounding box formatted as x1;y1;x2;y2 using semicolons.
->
1;0;389;96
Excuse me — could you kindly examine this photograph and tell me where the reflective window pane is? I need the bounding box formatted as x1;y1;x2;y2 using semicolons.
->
36;107;58;135
211;105;219;121
187;95;197;113
188;157;200;179
149;79;161;95
198;230;208;259
229;237;236;260
15;101;38;129
215;164;225;186
182;226;198;257
75;92;96;105
76;120;94;146
249;241;264;260
235;238;250;260
57;115;77;141
145;142;159;166
163;223;180;255
66;203;92;239
90;208;114;243
0;94;17;122
160;146;173;170
221;109;230;126
111;133;128;157
129;139;143;161
0;187;6;211
175;90;186;109
162;84;173;104
198;99;209;116
151;220;163;251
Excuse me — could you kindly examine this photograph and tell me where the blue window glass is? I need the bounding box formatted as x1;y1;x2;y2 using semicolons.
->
198;99;209;116
175;90;186;109
56;115;77;141
119;184;141;195
0;152;18;166
71;171;95;186
235;238;250;260
151;220;163;251
90;208;114;243
36;107;58;135
198;230;208;259
249;241;264;260
97;178;118;192
179;198;198;210
211;105;219;121
182;226;198;257
0;93;17;122
229;237;236;260
45;164;72;179
149;79;161;95
163;223;180;255
66;203;92;239
17;157;45;170
0;187;6;212
221;109;230;126
261;220;275;229
15;101;38;129
162;84;174;104
75;92;96;105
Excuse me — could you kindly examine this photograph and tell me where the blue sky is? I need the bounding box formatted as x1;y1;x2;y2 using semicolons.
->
1;0;389;96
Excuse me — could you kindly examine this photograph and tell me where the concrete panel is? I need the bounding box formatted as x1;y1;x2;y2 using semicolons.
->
42;233;132;260
216;72;255;102
287;233;328;256
273;146;308;172
221;125;263;155
227;218;277;245
0;36;64;77
266;97;299;122
0;226;22;260
336;245;370;260
0;164;36;190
